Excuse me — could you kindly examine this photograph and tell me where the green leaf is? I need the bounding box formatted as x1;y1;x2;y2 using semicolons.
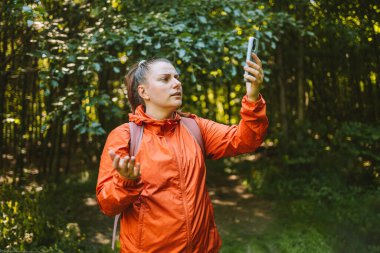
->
154;42;161;49
68;55;76;62
174;23;186;31
195;41;205;49
224;6;232;13
191;73;196;83
198;16;207;24
105;55;119;63
233;10;241;17
51;80;59;88
22;6;32;13
178;49;186;58
113;67;120;73
91;122;101;128
79;126;87;134
93;63;101;72
231;66;237;77
264;31;273;38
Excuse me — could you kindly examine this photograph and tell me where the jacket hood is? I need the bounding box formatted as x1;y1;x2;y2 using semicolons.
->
128;105;181;128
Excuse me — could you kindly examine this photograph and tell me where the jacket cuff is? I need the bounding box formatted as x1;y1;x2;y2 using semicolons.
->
112;170;142;188
241;94;266;111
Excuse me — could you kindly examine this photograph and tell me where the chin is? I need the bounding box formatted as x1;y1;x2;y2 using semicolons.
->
164;98;182;111
171;101;182;111
174;102;182;110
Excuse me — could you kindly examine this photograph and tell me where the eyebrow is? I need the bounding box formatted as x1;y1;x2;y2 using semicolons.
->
158;73;179;76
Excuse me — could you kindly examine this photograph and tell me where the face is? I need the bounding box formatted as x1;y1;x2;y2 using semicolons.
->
139;61;182;112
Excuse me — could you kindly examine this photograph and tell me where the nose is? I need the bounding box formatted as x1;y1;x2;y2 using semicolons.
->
173;77;182;89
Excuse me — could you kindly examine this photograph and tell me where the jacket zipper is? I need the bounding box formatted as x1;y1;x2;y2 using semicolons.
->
178;156;192;253
166;131;192;252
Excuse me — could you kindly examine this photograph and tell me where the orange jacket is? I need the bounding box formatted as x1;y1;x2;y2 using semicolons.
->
96;95;268;253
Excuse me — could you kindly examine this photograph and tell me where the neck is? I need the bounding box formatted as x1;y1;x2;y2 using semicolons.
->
145;106;174;120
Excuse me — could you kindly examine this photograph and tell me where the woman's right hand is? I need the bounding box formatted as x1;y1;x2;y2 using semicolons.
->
108;149;141;180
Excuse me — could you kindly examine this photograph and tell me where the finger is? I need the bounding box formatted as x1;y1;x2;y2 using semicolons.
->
244;66;260;78
108;149;115;160
129;156;136;172
134;163;141;177
113;155;120;170
251;53;262;68
123;155;130;173
244;74;257;84
119;158;127;174
246;60;262;73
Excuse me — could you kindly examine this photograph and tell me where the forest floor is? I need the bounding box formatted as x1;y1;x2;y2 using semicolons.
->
65;158;275;253
6;153;375;252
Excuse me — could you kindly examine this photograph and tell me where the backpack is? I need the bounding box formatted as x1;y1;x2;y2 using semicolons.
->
111;117;205;250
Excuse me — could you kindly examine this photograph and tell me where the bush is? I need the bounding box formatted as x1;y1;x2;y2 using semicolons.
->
0;182;83;251
230;121;380;252
273;225;333;253
247;121;379;198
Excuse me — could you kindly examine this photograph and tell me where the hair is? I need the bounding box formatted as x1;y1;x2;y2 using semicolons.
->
124;58;172;113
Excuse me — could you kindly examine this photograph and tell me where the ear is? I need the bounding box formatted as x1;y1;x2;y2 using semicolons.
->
137;84;150;100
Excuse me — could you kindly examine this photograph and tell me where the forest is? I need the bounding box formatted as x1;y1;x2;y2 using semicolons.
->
1;0;379;252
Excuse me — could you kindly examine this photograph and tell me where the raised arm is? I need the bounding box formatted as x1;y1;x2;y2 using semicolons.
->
195;52;268;159
195;94;268;160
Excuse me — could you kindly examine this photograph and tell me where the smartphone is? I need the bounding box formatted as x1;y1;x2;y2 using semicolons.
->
244;36;258;79
246;36;258;62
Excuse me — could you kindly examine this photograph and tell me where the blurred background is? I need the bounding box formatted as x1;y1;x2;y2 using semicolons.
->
1;0;379;252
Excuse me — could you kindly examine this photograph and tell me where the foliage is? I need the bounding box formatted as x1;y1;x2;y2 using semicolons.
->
220;218;333;253
1;0;379;251
0;183;83;251
333;122;380;185
2;0;379;179
245;121;380;198
273;226;332;253
225;121;380;252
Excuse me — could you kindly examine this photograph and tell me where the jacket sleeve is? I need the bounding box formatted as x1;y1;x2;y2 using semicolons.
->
195;94;268;160
96;124;144;216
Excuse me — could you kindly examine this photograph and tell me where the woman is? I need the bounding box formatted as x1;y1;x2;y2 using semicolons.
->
96;53;268;253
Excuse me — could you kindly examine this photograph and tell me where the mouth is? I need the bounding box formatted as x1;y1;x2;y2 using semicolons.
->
171;92;182;97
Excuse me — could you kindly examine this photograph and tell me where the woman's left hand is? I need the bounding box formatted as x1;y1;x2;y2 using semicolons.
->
243;53;264;102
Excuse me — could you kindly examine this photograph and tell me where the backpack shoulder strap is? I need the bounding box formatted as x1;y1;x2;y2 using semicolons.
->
129;122;144;156
181;117;206;158
112;214;120;250
112;122;144;250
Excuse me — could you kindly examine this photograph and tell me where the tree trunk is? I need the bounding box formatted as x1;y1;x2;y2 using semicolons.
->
0;72;6;173
203;81;209;118
297;34;305;123
277;44;288;137
226;77;231;124
52;114;64;181
0;0;8;174
212;80;217;121
65;121;75;174
97;67;110;129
